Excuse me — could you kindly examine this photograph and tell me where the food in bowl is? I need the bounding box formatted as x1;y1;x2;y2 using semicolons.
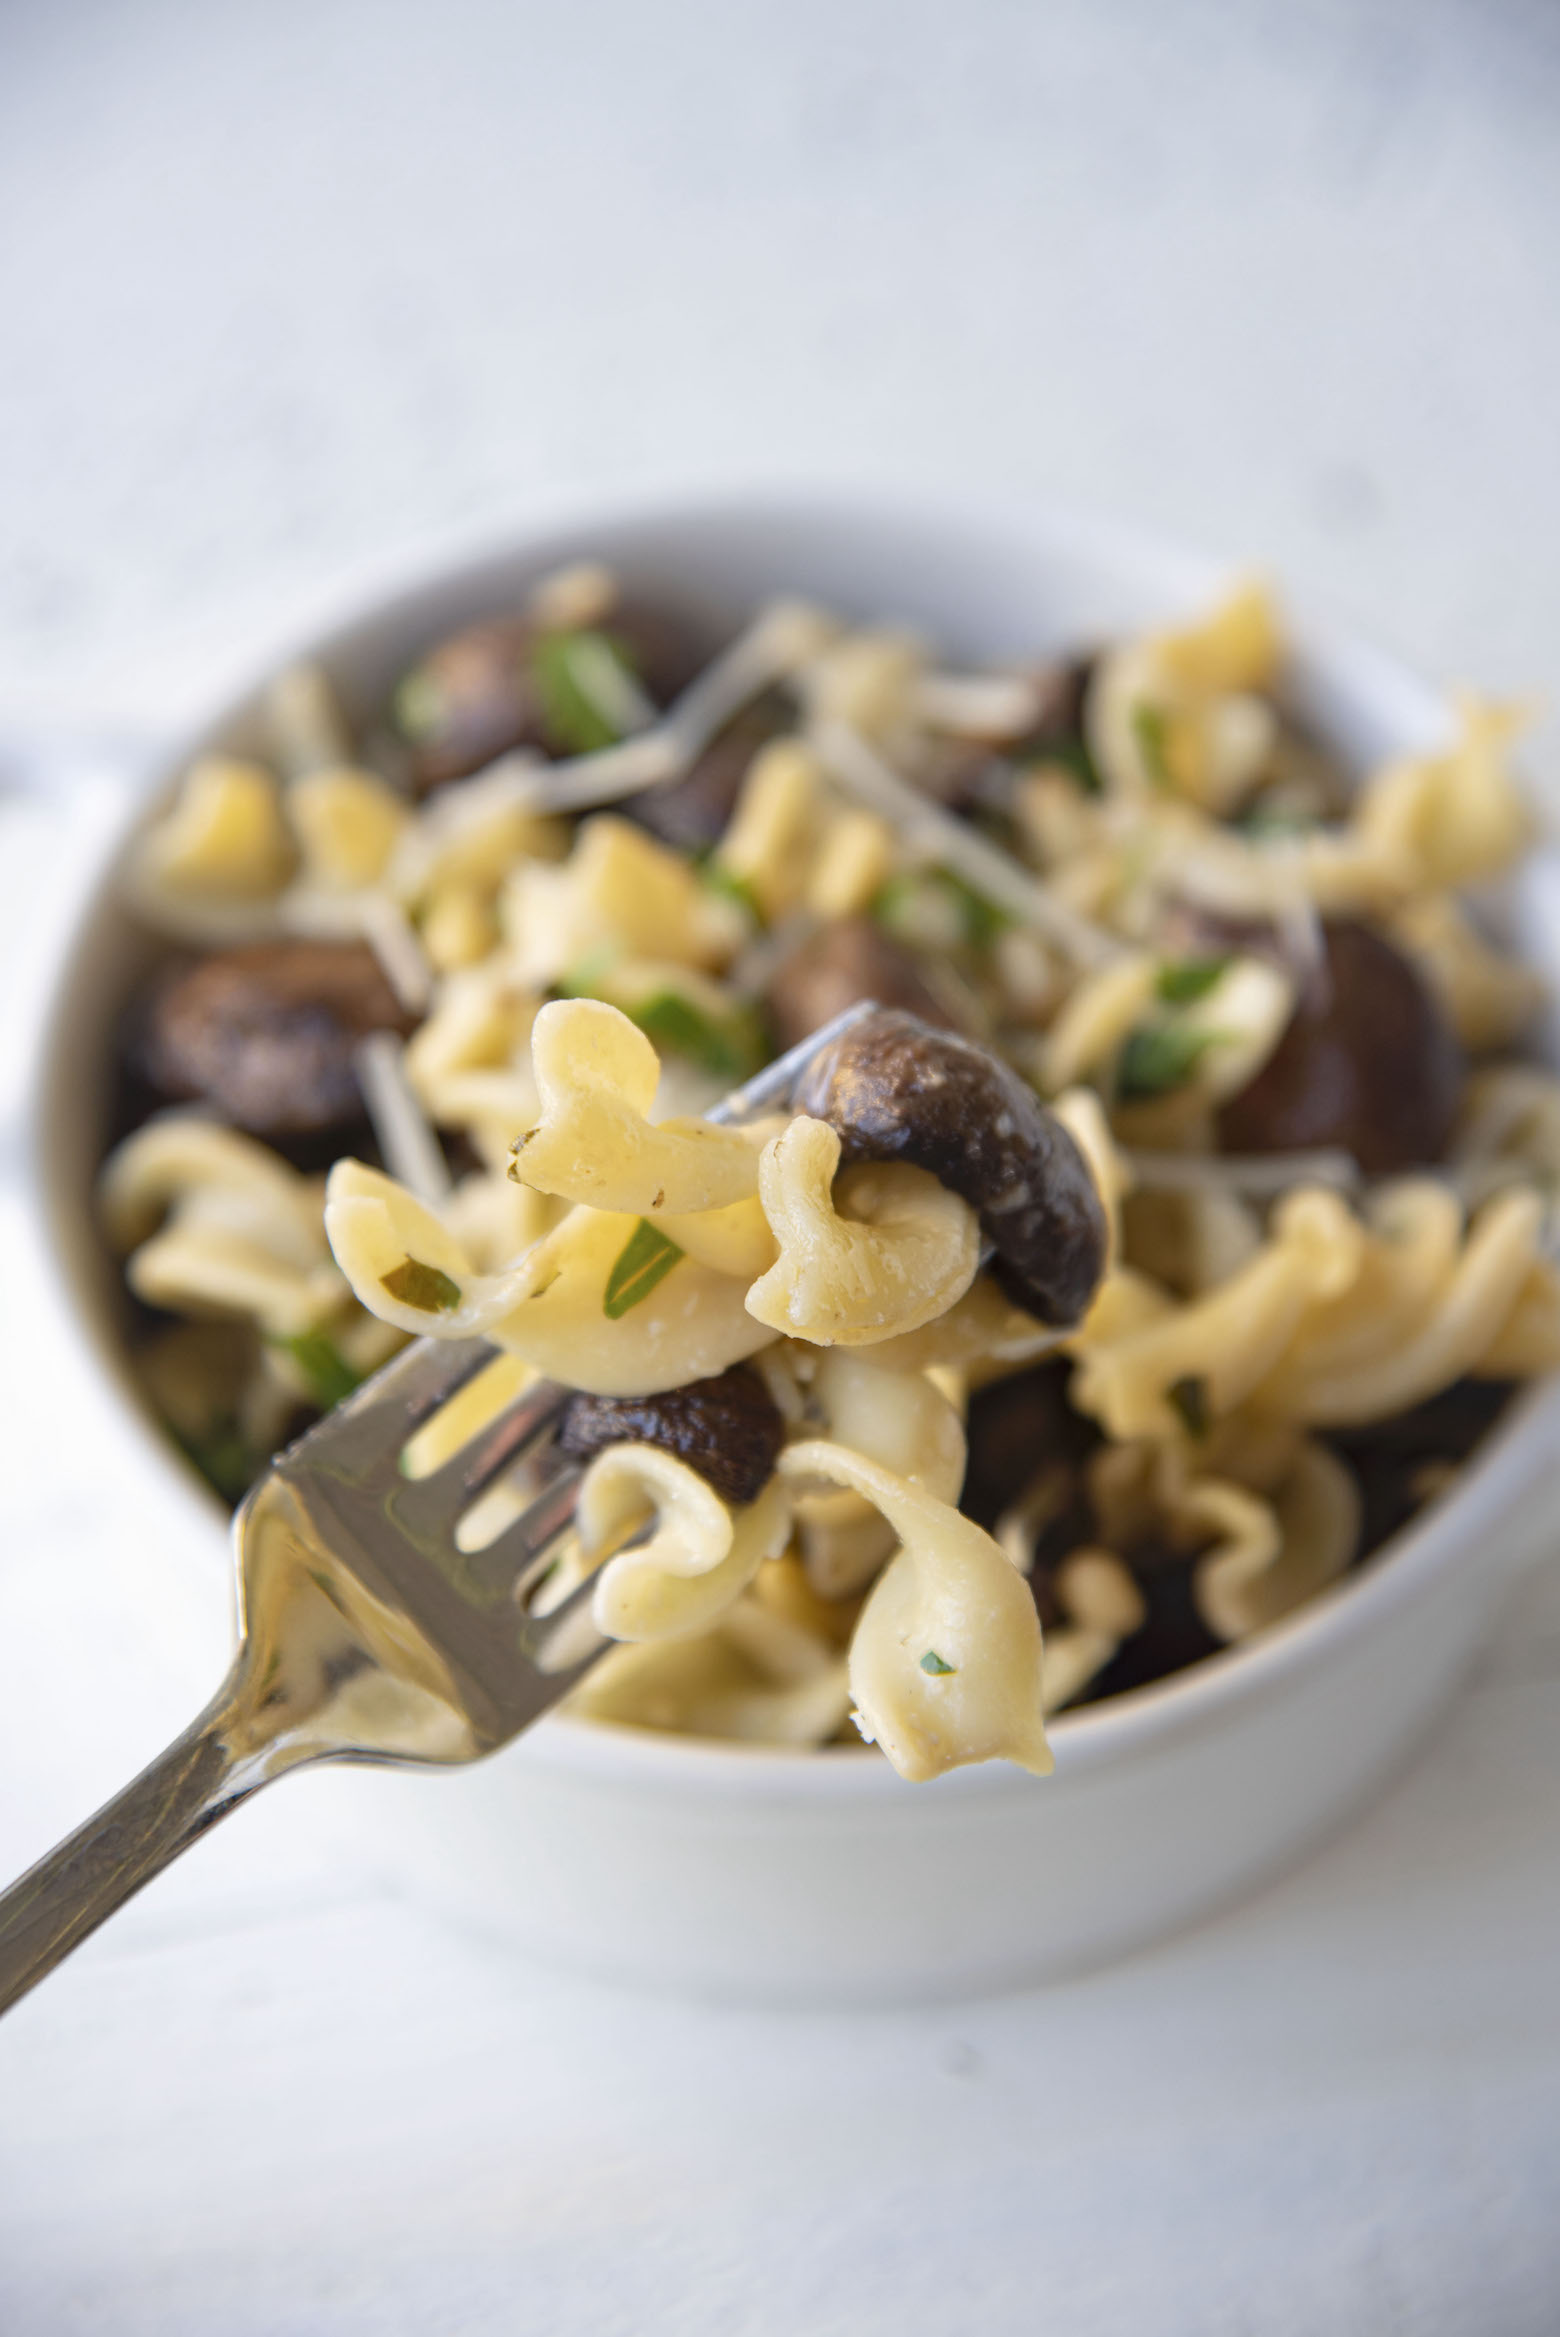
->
95;559;1560;1783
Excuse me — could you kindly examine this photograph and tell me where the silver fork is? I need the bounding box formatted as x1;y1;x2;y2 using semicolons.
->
0;1001;880;2015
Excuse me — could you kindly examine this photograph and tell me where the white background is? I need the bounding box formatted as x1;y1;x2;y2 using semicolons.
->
3;3;1560;2330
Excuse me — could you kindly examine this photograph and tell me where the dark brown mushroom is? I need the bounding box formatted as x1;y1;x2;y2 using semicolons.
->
391;602;714;793
959;1358;1099;1532
1073;1555;1221;1703
137;940;417;1139
620;700;786;857
791;1008;1107;1328
1217;919;1463;1175
557;1364;785;1507
763;918;962;1056
1324;1376;1515;1564
937;654;1098;816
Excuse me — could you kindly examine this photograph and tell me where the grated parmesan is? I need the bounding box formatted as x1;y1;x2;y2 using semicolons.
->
810;716;1122;967
354;1031;452;1205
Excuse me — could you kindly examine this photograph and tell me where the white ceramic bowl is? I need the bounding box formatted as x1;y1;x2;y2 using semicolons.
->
33;492;1560;2005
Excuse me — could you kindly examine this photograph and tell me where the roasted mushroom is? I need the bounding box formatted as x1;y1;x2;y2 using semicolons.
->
391;603;713;793
621;700;788;857
137;940;416;1140
1074;1553;1222;1702
763;918;961;1055
1217;918;1462;1175
557;1363;785;1507
791;1008;1108;1328
1325;1376;1514;1561
960;1358;1099;1532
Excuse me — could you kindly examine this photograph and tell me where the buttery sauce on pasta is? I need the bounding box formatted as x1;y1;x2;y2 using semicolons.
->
94;565;1560;1781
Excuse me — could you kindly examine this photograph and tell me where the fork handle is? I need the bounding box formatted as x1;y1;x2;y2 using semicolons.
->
0;1667;272;2014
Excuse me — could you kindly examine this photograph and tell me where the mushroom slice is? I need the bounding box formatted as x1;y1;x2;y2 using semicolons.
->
778;1441;1051;1782
746;1115;979;1347
559;1364;785;1506
791;1008;1107;1328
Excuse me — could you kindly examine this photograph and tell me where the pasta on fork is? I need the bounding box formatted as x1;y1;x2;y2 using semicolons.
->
96;560;1560;1777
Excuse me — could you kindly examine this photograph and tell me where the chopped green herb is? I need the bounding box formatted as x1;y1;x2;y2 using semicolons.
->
874;867;1009;951
937;867;1010;948
531;629;635;755
919;1650;957;1677
1130;701;1173;789
1167;1374;1211;1439
603;1219;686;1319
628;990;767;1082
555;943;620;999
1115;1022;1220;1103
1027;735;1101;796
176;1419;257;1504
381;1257;463;1313
1155;954;1231;1007
268;1331;364;1412
701;859;765;929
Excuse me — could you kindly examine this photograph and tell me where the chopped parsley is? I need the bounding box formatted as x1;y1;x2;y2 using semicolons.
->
1167;1375;1211;1439
874;867;1009;951
603;1219;685;1319
269;1330;364;1411
701;860;765;929
177;1419;257;1505
628;989;767;1082
1130;700;1173;790
919;1650;957;1677
1154;954;1231;1007
1115;1022;1220;1103
531;628;636;756
381;1258;463;1314
1029;735;1101;795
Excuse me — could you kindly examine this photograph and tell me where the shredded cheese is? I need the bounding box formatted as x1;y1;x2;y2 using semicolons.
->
354;1031;452;1204
810;717;1122;967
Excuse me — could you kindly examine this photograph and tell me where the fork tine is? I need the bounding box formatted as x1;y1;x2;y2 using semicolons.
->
370;1336;502;1428
412;1375;572;1506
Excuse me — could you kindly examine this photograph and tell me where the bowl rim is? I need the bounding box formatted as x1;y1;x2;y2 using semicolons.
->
32;480;1560;1804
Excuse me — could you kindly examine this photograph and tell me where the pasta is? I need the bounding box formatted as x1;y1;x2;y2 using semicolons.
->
94;556;1560;1784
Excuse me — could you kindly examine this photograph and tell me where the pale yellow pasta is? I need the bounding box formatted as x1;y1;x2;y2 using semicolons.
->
746;1115;980;1346
1352;697;1532;894
1268;1188;1549;1425
102;1117;345;1338
576;1451;792;1641
1070;1187;1364;1438
1195;1440;1360;1643
1041;953;1159;1089
778;1441;1051;1782
287;766;409;890
325;1159;774;1393
502;814;740;987
387;765;566;907
795;627;926;757
790;1352;967;1597
510;999;760;1215
569;1598;851;1747
402;958;543;1164
125;757;296;935
1087;583;1281;814
1392;894;1545;1052
713;738;828;921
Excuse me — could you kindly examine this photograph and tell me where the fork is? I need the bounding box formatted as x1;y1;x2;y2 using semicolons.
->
0;1001;880;2015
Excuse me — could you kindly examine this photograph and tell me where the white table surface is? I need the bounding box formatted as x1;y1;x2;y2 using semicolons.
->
4;4;1560;2330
